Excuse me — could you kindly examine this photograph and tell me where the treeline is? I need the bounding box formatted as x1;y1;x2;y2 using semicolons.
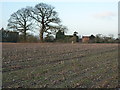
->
81;34;119;43
93;34;119;43
0;28;119;43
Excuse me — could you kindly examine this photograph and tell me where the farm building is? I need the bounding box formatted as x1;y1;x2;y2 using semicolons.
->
56;30;79;43
0;28;19;42
82;35;95;43
82;36;90;43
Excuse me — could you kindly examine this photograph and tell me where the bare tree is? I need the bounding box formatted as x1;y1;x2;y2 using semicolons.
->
7;8;33;41
28;3;62;42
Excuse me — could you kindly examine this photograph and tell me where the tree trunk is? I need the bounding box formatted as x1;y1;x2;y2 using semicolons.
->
24;30;26;42
23;25;27;42
40;29;44;43
40;19;45;42
24;36;26;42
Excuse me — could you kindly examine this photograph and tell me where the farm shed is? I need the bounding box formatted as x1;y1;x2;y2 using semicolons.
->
56;30;79;43
0;28;19;42
82;36;90;43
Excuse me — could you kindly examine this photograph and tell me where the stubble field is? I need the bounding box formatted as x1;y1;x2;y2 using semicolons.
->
2;43;118;88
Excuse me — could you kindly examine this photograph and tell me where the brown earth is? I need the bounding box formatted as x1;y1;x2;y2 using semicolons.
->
2;43;118;88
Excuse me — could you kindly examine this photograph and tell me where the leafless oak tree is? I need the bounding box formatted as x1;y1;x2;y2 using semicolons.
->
28;3;62;42
7;8;33;41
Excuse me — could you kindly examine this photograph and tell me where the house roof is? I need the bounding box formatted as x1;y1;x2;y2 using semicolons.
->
82;36;90;38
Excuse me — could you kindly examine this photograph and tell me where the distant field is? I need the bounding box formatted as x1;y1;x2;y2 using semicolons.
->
2;43;118;88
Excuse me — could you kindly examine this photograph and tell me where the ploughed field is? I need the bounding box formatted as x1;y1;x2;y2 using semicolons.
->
2;43;118;88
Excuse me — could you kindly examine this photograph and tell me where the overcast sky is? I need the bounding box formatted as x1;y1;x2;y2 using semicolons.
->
0;0;119;38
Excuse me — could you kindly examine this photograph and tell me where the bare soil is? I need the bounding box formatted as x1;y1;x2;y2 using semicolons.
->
2;43;118;88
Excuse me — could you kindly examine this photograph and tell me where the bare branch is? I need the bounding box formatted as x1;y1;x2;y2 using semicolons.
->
7;8;33;41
